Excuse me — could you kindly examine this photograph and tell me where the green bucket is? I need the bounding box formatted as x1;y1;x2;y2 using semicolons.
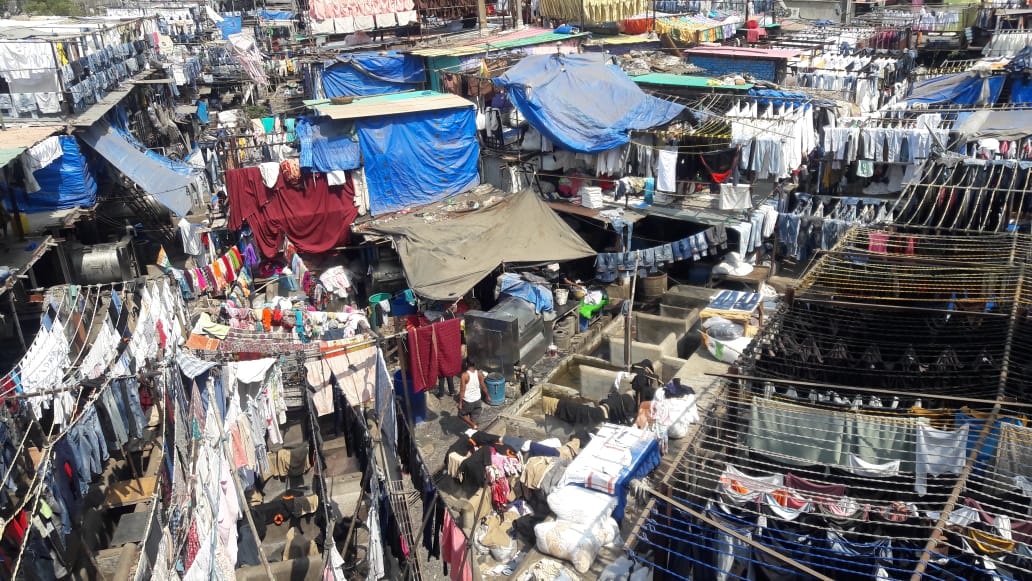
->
368;292;392;330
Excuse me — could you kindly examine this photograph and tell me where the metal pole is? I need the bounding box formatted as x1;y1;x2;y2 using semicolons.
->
9;295;24;352
909;236;1027;581
624;252;640;371
213;402;276;580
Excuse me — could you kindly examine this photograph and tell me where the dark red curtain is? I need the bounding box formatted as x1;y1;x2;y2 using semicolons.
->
226;167;358;257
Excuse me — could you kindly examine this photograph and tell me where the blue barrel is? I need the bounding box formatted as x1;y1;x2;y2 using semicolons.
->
485;373;506;406
393;370;427;424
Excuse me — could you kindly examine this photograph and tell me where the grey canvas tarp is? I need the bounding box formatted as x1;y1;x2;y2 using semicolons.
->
363;187;596;300
953;109;1032;143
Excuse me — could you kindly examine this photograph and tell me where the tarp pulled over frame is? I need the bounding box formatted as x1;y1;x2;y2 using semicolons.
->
363;187;596;300
905;72;1004;107
493;53;685;153
81;119;195;216
321;52;425;98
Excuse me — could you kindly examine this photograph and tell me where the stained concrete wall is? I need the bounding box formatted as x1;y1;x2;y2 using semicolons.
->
634;312;691;344
607;332;678;367
579;364;634;400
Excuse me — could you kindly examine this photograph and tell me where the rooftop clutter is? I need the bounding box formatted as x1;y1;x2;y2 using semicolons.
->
3;2;1032;579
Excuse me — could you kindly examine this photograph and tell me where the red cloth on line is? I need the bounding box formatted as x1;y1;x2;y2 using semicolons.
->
225;167;359;258
435;318;464;378
225;166;268;231
784;472;847;500
407;318;463;392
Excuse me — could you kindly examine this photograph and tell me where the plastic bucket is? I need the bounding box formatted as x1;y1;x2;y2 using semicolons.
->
367;292;392;330
555;288;569;306
390;295;418;317
485;373;506;406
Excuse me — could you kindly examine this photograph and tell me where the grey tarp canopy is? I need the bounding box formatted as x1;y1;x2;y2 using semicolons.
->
363;187;596;301
953;110;1032;143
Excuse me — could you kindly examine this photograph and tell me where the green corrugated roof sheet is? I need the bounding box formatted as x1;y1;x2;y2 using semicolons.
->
633;73;753;90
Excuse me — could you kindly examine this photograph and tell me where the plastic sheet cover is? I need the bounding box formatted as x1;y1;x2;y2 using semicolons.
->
363;187;595;300
493;53;685;153
297;117;361;172
257;10;294;19
81;120;194;216
12;136;96;213
356;107;480;215
322;52;426;97
953;110;1032;143
216;16;242;39
1011;77;1032;104
906;72;1004;107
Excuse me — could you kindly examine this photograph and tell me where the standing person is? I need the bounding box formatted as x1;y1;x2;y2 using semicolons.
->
458;360;487;430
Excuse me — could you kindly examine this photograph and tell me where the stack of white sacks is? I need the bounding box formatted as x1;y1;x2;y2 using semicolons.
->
579;186;604;209
534;486;622;573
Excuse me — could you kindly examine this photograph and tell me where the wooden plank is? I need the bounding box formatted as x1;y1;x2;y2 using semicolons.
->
103;477;156;508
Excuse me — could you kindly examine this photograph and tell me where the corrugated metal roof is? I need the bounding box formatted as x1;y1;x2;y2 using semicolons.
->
314;91;474;119
633;72;753;90
410;30;588;57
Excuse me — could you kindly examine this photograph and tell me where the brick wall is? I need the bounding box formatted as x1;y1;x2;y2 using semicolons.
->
687;55;777;82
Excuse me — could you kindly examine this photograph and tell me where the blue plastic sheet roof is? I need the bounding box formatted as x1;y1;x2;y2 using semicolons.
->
81;120;195;216
322;52;426;98
906;72;1004;107
493;53;685;153
12;136;97;213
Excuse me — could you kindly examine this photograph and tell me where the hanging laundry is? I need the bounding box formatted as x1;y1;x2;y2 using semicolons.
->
915;424;969;495
407;319;463;393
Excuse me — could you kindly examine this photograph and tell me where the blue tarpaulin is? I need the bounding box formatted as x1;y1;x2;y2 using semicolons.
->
81;120;195;216
257;10;294;19
357;107;480;215
216;16;242;40
11;136;97;213
1011;77;1032;104
296;117;361;172
322;52;426;97
197;100;209;123
493;53;685;153
748;88;822;107
906;72;1004;106
499;273;554;313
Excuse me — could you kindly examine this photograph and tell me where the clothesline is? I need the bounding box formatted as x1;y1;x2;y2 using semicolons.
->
674;413;1032;526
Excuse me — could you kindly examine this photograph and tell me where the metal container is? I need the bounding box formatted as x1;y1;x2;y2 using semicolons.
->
77;241;136;285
